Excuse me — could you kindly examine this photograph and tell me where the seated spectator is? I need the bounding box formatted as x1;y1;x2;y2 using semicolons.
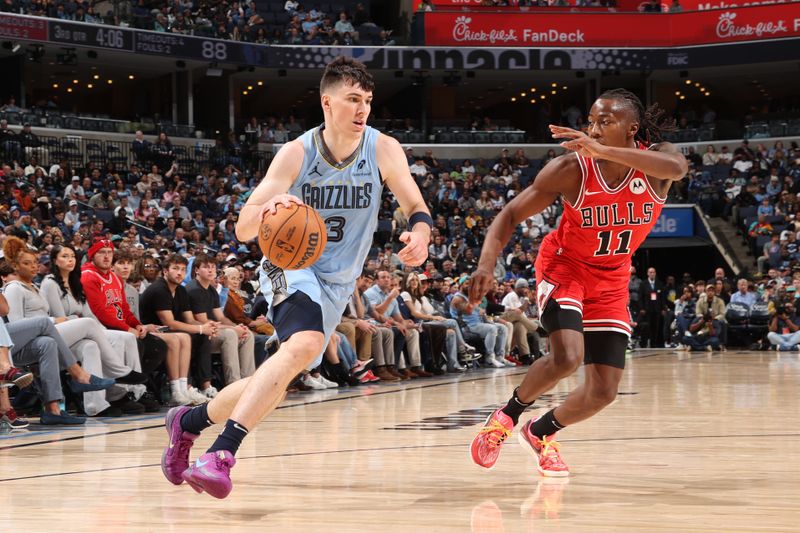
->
757;232;782;274
140;254;215;403
500;278;541;364
730;278;760;308
766;302;800;351
696;283;728;349
221;266;272;367
187;254;255;386
40;248;155;416
334;11;358;41
682;312;720;351
363;269;427;379
450;277;511;368
402;272;475;372
2;237;117;417
343;270;399;381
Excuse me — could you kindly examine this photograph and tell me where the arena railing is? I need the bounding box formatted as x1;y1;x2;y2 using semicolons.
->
10;133;272;176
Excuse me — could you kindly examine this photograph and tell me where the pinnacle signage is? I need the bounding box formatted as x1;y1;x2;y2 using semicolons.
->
424;4;800;47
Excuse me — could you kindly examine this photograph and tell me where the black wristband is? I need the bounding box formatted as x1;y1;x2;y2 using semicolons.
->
408;211;433;229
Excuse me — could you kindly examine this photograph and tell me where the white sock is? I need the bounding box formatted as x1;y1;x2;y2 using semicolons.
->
170;380;182;397
179;377;188;391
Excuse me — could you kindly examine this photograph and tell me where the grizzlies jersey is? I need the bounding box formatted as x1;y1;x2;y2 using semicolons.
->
288;124;382;284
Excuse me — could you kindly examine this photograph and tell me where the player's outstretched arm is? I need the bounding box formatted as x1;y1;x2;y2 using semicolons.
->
235;140;305;242
550;125;688;181
469;155;575;303
378;134;430;267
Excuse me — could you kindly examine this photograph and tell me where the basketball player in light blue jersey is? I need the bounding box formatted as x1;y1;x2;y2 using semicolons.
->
161;57;432;499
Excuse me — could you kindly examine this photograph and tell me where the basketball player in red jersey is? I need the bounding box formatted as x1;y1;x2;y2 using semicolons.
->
468;89;688;476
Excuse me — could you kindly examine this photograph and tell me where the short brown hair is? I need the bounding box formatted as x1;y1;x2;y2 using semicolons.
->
162;254;188;270
113;250;135;265
192;253;217;278
320;56;374;95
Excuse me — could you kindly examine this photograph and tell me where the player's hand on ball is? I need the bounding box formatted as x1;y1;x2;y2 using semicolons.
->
259;194;304;219
469;267;494;305
397;231;429;267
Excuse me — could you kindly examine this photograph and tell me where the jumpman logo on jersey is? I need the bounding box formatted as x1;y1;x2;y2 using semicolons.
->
309;162;323;178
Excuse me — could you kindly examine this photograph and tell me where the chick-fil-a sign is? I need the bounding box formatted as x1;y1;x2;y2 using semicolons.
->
424;4;800;47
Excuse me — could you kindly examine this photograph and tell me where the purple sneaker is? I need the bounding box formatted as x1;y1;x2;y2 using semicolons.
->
161;406;199;485
181;450;236;499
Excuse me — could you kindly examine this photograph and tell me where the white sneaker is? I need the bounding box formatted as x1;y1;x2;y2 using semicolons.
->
168;389;192;407
316;374;339;388
501;356;516;367
486;355;505;368
301;374;327;390
186;387;210;405
201;385;218;399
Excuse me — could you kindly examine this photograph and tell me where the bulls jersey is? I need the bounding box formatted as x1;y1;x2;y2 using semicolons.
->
542;144;666;270
81;262;141;330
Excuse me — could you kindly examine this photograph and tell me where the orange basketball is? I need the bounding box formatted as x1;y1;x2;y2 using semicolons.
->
258;203;327;270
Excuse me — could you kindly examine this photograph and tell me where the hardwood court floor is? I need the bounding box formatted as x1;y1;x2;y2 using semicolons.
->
1;350;799;532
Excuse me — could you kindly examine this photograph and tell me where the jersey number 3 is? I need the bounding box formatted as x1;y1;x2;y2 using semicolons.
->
325;216;345;242
594;229;632;256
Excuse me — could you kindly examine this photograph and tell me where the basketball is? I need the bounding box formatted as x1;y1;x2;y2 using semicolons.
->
258;203;327;270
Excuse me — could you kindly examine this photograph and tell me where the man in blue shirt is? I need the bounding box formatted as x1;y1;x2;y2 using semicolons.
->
729;279;759;308
363;270;426;378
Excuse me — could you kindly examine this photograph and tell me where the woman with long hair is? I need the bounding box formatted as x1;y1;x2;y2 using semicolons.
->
401;272;477;373
2;237;126;417
40;244;156;414
0;238;115;422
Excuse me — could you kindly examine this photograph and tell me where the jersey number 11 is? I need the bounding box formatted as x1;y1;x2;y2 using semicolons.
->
594;229;632;256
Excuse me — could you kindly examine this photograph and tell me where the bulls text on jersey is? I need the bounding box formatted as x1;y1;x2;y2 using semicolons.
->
579;201;655;229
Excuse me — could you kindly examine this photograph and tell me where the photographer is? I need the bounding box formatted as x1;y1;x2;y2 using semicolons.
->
766;302;800;351
682;311;720;352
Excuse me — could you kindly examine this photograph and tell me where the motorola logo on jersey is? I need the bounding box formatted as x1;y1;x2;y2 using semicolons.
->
300;182;373;210
629;177;647;195
579;201;655;228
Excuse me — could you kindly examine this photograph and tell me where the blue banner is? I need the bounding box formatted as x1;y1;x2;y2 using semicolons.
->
650;207;694;237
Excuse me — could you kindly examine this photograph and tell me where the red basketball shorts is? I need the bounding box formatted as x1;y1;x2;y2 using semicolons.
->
534;250;632;337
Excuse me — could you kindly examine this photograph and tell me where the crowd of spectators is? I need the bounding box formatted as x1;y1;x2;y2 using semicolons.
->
628;263;800;353
2;108;799;430
0;127;559;428
2;0;390;46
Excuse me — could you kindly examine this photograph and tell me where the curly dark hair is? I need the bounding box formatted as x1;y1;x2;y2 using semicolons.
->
50;244;86;304
598;88;676;144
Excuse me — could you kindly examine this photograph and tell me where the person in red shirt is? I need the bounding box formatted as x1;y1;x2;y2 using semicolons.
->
81;239;192;407
468;89;688;477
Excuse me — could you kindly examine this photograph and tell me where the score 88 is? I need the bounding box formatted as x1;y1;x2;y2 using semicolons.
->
201;41;228;61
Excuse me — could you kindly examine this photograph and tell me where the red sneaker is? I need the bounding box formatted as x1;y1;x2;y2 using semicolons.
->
359;370;380;383
0;367;34;389
504;355;523;367
469;409;514;469
518;419;569;477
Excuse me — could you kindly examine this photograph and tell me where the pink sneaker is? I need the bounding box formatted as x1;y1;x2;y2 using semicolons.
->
469;409;514;469
518;419;570;477
161;406;198;485
182;450;236;499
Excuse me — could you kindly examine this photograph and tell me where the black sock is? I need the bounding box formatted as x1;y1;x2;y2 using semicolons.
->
528;409;565;439
207;419;249;456
500;387;534;425
179;403;213;435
